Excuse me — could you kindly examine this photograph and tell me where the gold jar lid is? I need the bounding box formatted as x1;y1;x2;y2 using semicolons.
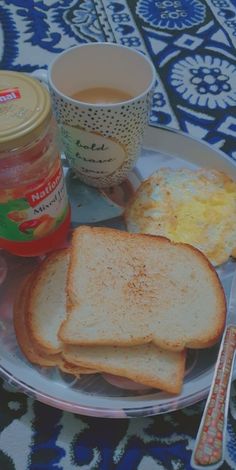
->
0;70;52;152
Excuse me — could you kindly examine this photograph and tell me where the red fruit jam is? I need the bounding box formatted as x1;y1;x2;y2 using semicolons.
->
0;71;70;257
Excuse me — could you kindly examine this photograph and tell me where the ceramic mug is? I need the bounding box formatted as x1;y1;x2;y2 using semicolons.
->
33;43;156;188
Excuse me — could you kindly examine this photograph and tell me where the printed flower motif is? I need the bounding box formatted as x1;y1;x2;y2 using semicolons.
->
136;0;206;30
69;0;104;41
112;13;130;23
149;92;172;125
152;92;166;109
107;3;125;13
121;36;141;47
190;67;230;94
72;10;92;25
150;110;172;126
170;55;236;109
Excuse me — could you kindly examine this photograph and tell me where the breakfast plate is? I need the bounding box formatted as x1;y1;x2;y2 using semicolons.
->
0;125;236;418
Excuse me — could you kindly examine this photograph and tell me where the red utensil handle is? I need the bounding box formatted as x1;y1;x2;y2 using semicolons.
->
192;326;236;467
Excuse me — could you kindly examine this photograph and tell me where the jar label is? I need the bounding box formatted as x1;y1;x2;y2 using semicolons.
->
0;159;68;242
0;87;21;104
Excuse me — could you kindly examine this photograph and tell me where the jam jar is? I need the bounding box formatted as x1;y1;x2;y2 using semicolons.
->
0;71;70;256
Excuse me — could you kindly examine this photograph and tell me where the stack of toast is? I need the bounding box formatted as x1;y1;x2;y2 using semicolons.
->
14;226;226;394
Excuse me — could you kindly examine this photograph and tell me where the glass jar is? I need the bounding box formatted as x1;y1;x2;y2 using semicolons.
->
0;71;70;257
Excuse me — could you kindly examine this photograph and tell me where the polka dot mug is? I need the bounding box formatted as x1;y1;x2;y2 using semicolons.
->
33;43;156;188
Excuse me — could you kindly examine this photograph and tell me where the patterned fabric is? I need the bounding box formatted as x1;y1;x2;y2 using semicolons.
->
95;0;236;160
1;1;236;468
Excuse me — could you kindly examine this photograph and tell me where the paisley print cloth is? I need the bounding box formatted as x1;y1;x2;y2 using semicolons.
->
1;1;236;468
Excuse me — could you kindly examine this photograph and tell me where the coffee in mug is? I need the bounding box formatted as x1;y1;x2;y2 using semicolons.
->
71;87;133;104
36;43;156;188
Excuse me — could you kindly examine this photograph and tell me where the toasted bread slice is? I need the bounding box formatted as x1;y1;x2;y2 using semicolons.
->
14;273;185;392
14;274;60;367
60;226;226;350
14;273;96;376
27;249;70;354
63;343;186;394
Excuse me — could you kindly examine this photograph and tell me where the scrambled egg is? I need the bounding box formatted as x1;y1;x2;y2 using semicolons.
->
125;168;236;266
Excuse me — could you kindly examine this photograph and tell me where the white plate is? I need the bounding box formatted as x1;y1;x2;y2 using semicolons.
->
0;125;235;418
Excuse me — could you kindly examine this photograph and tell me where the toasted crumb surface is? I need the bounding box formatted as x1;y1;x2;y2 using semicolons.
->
27;249;70;354
14;225;227;393
59;226;226;350
63;343;186;394
14;273;96;375
14;274;60;366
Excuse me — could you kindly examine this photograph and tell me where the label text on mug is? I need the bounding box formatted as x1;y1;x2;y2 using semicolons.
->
61;125;126;178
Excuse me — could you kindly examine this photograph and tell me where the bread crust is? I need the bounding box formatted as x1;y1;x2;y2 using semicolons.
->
14;225;226;393
63;344;187;394
26;249;70;354
14;274;61;366
60;226;226;350
14;273;96;375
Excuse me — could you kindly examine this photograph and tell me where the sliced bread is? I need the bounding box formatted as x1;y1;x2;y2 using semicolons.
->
14;273;96;376
63;343;186;394
14;274;60;366
27;249;70;354
15;244;187;392
59;226;226;351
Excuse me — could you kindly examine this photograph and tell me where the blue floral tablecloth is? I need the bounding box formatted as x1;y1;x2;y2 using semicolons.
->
1;1;236;469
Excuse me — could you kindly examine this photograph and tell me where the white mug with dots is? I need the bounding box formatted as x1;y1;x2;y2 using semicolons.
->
36;43;156;188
